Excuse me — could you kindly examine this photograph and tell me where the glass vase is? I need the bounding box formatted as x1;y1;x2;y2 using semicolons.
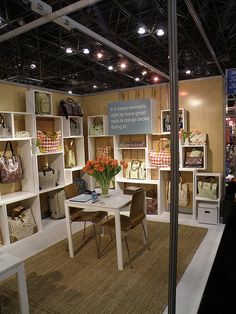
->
100;181;110;198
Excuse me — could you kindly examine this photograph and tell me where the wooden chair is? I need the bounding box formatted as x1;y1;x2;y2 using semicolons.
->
64;183;112;258
99;188;150;267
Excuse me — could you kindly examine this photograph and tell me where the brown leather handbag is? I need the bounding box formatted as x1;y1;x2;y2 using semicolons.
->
0;141;24;183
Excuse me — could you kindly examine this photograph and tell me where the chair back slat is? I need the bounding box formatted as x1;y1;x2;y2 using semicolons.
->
129;189;145;227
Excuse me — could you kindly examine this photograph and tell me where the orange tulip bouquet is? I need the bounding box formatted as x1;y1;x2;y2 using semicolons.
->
82;157;127;197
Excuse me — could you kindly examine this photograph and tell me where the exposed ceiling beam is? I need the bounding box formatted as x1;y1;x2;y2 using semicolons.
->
28;0;170;80
184;0;225;77
0;0;102;43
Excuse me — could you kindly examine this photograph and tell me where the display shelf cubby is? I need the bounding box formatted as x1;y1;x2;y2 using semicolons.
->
0;195;41;246
180;144;207;170
161;108;188;134
88;115;108;136
0;111;13;139
62;116;83;138
194;172;222;224
26;89;53;116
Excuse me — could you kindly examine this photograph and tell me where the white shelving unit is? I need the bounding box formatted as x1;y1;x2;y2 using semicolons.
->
194;172;222;224
0;92;86;248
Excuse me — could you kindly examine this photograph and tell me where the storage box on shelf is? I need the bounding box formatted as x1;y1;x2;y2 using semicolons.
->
161;108;188;134
26;89;52;116
194;172;222;224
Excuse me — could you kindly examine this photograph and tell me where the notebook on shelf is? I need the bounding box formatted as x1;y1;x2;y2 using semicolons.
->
69;194;92;202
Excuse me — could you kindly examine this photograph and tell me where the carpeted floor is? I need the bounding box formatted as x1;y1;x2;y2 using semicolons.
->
0;221;207;314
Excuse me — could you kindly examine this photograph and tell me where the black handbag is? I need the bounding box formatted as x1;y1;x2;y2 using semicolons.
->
59;98;83;119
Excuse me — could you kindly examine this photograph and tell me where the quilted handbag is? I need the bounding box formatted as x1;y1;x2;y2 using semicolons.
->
0;141;24;184
126;160;146;179
197;178;218;200
48;189;66;219
38;166;58;190
184;156;203;168
149;150;158;167
8;208;38;243
157;150;171;168
37;130;61;152
35;92;51;115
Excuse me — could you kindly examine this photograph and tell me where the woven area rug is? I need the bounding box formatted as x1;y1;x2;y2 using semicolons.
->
0;221;207;314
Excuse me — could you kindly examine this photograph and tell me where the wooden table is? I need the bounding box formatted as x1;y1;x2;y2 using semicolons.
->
65;192;135;270
0;253;29;314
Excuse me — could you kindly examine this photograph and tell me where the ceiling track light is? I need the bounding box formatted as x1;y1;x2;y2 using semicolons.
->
142;70;147;76
120;62;126;70
97;52;103;59
138;27;146;35
82;48;90;54
185;69;191;75
135;77;140;82
108;65;113;71
156;28;165;36
68;90;72;94
66;47;73;54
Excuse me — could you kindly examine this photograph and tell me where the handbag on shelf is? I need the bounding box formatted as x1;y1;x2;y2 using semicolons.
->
8;208;38;243
37;130;61;152
65;141;76;168
184;149;203;168
35;92;51;115
89;117;103;135
38;166;58;190
126;160;146;179
146;190;158;215
0;113;11;138
59;98;83;119
149;150;158;167
157;150;171;168
0;141;24;184
70;118;80;136
48;189;66;219
197;177;218;200
190;132;207;145
167;175;190;207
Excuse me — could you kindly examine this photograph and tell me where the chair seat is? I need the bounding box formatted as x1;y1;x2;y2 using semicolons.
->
70;208;107;223
103;215;133;232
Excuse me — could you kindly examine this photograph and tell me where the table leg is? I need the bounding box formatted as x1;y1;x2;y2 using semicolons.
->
114;210;123;270
17;263;29;314
143;195;148;244
65;203;74;257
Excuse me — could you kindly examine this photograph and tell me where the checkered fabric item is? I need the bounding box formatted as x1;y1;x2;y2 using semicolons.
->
157;150;171;168
149;150;158;167
37;130;61;152
96;145;112;159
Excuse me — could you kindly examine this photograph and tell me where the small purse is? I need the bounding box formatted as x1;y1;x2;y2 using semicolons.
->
65;141;76;168
0;141;24;184
38;166;58;190
167;175;190;207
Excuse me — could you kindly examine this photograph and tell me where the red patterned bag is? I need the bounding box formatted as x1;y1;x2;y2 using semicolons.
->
157;150;171;168
37;130;61;153
149;150;158;167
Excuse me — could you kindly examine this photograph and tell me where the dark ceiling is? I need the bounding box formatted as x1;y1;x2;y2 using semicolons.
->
0;0;235;95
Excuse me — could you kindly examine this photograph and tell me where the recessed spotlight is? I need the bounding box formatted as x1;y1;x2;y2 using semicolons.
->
68;90;72;94
142;70;147;76
120;62;126;69
185;69;191;75
97;52;103;59
108;65;113;71
93;85;97;89
135;77;140;82
83;48;90;54
30;63;36;69
138;27;146;35
157;28;165;36
153;76;159;82
66;47;73;54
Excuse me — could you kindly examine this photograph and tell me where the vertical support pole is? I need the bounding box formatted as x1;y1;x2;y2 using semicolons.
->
168;0;179;313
